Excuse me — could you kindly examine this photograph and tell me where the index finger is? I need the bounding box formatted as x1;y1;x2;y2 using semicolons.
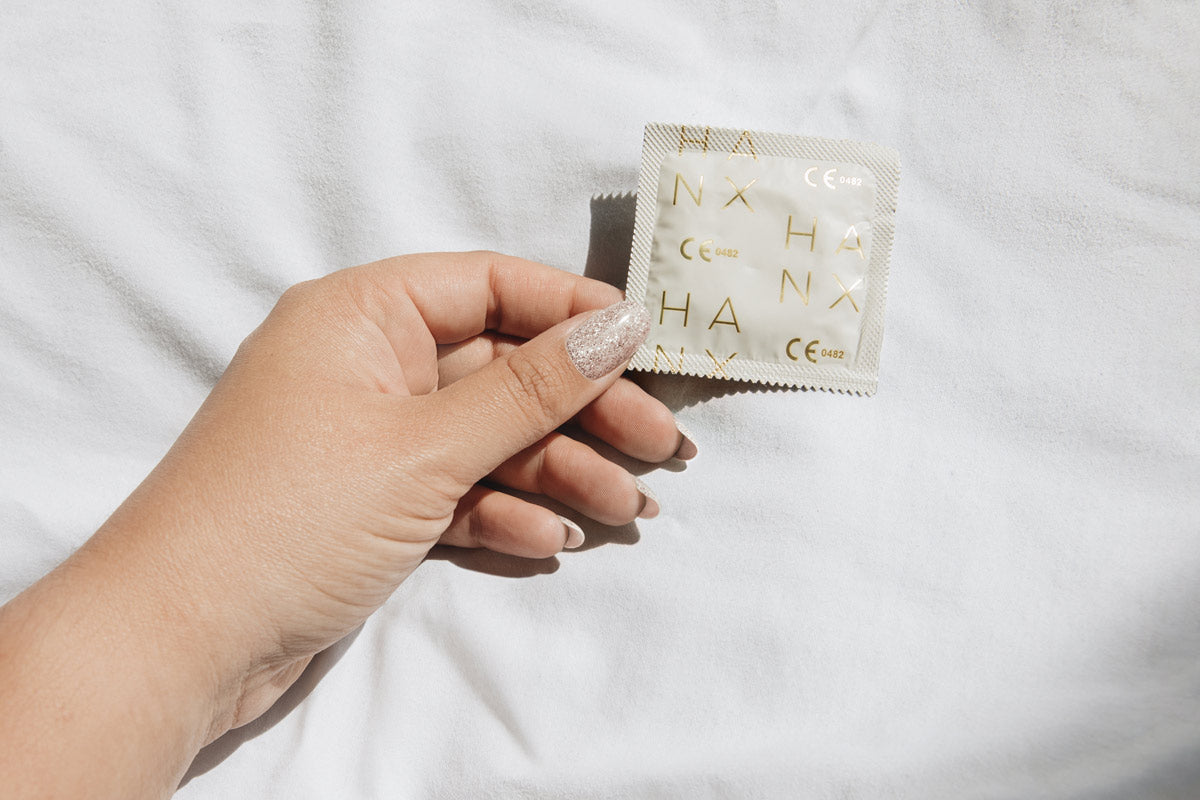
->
350;251;624;345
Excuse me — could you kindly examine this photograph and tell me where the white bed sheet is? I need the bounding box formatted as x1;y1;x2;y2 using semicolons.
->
2;2;1198;797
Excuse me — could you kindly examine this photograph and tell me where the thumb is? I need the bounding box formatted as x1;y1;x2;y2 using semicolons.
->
425;298;650;486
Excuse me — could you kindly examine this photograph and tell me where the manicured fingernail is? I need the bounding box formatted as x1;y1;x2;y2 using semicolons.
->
635;477;660;519
673;420;698;461
566;299;651;380
560;516;585;549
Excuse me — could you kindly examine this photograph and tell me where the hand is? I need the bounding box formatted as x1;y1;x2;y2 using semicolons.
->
0;252;692;799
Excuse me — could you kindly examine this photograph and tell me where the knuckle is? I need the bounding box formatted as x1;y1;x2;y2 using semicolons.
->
498;348;570;430
274;278;319;312
530;445;552;496
272;275;348;325
466;501;487;548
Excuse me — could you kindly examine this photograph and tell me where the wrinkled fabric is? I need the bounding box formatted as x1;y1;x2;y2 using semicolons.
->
1;2;1198;797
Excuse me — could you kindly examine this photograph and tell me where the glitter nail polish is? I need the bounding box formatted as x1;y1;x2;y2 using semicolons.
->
566;299;651;380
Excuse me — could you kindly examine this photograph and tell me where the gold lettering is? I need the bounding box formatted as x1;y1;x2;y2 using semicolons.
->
673;173;703;206
679;239;713;263
660;291;691;326
678;125;711;156
727;130;759;161
829;275;863;313
723;177;757;212
786;338;820;364
780;269;812;305
785;215;817;251
835;224;865;259
679;238;694;261
653;345;685;374
708;297;741;332
705;349;737;378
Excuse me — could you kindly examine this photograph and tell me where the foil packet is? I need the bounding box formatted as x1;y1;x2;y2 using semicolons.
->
625;123;900;394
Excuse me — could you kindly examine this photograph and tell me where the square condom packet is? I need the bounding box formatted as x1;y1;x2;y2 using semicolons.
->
624;123;900;394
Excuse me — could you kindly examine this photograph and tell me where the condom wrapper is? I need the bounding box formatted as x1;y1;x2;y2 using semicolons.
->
625;123;900;394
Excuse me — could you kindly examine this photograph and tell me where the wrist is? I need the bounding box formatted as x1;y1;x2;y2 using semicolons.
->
0;519;251;797
79;511;263;743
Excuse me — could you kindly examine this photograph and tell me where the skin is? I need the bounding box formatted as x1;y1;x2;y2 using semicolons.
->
0;252;684;799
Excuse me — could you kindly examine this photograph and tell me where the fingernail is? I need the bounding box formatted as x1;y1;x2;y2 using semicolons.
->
635;477;660;519
560;516;585;549
673;420;698;461
566;299;651;380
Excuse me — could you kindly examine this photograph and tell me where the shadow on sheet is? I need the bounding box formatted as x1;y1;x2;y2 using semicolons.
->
180;626;362;787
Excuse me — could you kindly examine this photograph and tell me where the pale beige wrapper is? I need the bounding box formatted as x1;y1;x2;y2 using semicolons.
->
625;123;900;395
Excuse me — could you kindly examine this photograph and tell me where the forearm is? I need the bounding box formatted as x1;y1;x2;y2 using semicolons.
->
0;528;237;799
0;254;670;796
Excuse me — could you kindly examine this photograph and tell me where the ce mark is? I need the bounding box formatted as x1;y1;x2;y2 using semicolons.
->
786;337;820;364
804;166;837;190
679;237;713;262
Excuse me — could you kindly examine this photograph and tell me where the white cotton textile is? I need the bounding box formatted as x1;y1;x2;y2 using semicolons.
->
2;2;1198;797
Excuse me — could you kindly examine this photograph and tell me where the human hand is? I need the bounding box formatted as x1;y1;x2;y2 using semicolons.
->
0;252;692;798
